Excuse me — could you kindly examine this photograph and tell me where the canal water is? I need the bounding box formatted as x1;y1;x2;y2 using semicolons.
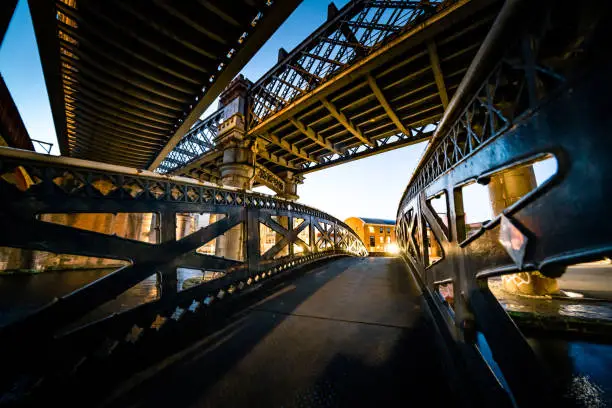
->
0;267;212;329
486;277;612;407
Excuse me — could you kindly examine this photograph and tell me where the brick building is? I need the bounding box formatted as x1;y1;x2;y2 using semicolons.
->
344;217;397;254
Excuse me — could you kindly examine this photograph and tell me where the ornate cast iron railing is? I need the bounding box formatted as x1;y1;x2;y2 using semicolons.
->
0;147;366;401
247;0;454;129
396;1;612;406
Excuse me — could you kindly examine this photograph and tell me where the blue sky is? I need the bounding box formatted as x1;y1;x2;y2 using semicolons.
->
0;0;554;223
0;0;58;155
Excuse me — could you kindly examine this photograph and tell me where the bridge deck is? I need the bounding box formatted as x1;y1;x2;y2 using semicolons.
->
102;257;452;407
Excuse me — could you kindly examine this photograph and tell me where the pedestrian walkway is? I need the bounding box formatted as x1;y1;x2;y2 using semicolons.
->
104;257;453;407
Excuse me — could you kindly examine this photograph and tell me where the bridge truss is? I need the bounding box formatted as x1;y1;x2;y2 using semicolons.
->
160;0;500;181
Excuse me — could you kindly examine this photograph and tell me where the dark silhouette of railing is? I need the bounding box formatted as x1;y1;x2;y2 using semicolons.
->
0;147;366;401
395;0;612;406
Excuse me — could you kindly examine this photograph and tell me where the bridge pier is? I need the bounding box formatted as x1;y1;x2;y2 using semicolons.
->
487;166;559;296
216;76;255;191
276;171;302;201
211;78;254;261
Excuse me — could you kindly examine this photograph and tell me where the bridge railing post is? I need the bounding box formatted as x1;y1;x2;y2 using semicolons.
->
159;210;178;296
246;206;261;275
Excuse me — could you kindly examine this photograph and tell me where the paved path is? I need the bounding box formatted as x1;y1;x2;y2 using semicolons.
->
105;257;451;407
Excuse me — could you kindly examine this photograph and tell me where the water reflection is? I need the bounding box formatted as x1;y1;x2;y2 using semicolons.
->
0;268;117;327
177;267;225;291
487;276;612;406
527;337;612;407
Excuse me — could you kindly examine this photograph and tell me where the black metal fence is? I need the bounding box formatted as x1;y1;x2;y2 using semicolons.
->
0;147;366;401
396;1;612;406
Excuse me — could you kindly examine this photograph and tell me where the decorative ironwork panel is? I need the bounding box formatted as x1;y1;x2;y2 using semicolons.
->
395;1;612;406
0;148;367;400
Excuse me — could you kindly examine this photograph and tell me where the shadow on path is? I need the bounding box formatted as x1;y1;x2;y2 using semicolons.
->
104;257;452;407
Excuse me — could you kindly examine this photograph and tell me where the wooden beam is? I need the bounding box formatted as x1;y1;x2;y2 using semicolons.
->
427;41;449;109
263;132;319;163
366;74;411;136
320;97;374;147
289;117;342;154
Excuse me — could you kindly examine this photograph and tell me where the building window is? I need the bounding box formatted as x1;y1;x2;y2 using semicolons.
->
369;236;375;247
379;236;383;243
379;226;383;233
386;236;391;243
369;226;374;233
387;228;391;234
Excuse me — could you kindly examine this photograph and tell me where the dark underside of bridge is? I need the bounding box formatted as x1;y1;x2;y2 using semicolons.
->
28;0;300;169
255;7;497;175
37;257;454;408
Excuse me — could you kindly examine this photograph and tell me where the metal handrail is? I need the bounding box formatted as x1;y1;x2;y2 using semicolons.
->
397;0;529;213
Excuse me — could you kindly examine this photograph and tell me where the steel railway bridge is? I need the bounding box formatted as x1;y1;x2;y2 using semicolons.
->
0;0;611;406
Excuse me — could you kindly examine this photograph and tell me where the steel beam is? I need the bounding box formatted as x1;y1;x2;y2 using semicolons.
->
366;74;411;135
296;130;432;175
152;0;228;46
257;146;299;170
289;117;342;155
329;2;366;59
197;0;241;27
301;51;344;67
174;147;198;157
320;98;374;147
427;41;449;109
263;132;319;163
